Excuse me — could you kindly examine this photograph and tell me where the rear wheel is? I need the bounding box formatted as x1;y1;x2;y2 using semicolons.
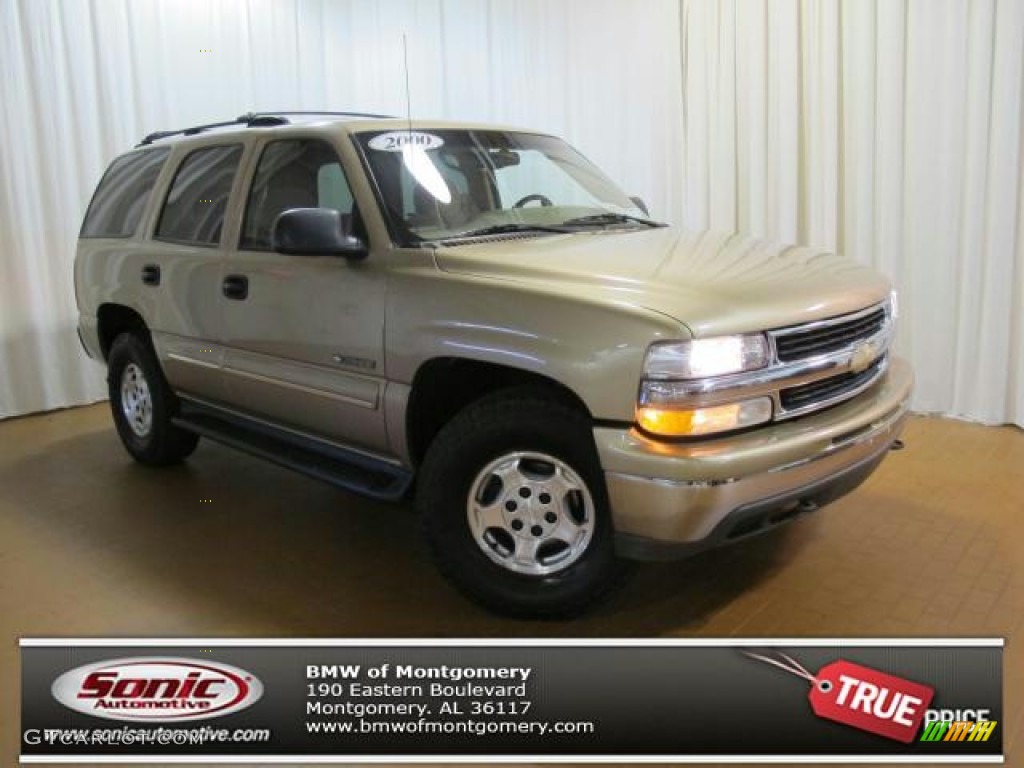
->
107;332;198;465
416;389;627;617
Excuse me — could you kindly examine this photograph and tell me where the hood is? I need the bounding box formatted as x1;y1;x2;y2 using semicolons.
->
433;227;891;337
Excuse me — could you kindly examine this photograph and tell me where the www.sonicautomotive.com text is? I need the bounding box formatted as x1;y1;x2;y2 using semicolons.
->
23;726;271;747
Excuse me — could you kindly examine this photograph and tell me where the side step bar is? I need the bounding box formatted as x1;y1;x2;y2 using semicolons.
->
172;401;412;502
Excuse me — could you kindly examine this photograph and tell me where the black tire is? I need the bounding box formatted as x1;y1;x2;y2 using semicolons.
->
107;332;199;466
416;388;628;617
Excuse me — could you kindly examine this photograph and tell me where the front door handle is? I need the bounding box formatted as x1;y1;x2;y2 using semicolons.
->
141;264;160;286
222;274;249;300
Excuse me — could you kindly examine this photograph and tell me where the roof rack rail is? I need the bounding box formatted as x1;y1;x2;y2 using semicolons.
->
248;110;396;120
137;110;395;147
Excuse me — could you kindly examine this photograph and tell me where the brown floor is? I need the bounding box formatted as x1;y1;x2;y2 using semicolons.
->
1;403;1022;767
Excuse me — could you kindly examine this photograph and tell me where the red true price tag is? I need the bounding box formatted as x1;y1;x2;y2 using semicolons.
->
810;659;934;743
745;652;935;744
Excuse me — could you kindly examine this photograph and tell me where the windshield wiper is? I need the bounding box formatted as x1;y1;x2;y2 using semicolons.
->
444;223;572;240
559;212;663;228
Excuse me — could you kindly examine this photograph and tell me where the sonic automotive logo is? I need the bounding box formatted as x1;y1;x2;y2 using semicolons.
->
51;657;263;722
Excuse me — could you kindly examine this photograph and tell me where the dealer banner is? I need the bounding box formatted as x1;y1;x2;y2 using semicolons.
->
20;638;1003;763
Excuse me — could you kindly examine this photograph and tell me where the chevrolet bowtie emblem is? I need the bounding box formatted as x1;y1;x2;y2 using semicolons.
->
849;342;878;374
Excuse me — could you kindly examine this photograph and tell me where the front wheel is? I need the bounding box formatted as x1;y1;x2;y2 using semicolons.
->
416;389;627;617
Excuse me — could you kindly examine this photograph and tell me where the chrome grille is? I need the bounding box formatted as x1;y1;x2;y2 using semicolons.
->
768;301;894;419
780;357;886;412
774;306;886;362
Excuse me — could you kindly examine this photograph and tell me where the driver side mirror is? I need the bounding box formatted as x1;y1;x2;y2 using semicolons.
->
272;208;367;259
629;196;650;216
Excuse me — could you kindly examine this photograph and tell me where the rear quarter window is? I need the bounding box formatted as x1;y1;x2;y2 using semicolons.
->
80;148;170;238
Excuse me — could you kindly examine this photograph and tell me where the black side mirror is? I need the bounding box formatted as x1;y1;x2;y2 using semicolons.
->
629;196;650;216
272;208;367;259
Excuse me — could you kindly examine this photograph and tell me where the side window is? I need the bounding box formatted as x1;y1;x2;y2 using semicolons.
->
241;139;354;251
156;145;243;246
80;149;170;238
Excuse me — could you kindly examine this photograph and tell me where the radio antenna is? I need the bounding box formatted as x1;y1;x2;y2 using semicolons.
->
402;33;413;134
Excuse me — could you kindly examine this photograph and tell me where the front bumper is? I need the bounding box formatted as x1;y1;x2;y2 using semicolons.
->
595;357;913;560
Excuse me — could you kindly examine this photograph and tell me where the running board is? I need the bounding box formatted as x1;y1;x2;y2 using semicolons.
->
172;402;412;501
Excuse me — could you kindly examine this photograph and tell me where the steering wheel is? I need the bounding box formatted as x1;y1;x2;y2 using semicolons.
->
513;193;554;208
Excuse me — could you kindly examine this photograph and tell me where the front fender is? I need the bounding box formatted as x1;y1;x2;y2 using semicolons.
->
385;253;685;422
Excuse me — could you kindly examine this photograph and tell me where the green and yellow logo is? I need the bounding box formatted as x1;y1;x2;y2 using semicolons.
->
919;720;998;742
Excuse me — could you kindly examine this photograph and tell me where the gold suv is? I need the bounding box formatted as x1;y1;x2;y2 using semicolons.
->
75;111;913;616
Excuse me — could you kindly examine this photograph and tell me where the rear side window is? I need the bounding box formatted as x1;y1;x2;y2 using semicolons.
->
80;149;170;238
156;145;243;246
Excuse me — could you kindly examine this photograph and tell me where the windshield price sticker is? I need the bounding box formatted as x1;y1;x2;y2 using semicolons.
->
368;131;444;152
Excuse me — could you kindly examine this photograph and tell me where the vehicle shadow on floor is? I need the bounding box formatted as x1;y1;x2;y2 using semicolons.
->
0;427;809;637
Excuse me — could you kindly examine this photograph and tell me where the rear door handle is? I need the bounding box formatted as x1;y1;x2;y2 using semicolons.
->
222;274;249;300
141;264;160;286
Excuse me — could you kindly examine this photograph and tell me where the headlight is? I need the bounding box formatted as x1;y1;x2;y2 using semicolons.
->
643;334;769;380
637;334;773;437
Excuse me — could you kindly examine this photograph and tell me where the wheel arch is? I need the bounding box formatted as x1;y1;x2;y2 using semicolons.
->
405;357;593;466
97;303;149;361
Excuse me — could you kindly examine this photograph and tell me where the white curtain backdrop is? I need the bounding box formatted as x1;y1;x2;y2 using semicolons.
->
1;0;1021;426
678;0;1024;426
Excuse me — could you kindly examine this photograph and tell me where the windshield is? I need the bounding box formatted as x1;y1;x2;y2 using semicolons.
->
354;128;656;245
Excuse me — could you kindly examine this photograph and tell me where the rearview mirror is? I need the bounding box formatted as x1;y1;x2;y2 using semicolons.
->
488;149;521;169
272;208;367;259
